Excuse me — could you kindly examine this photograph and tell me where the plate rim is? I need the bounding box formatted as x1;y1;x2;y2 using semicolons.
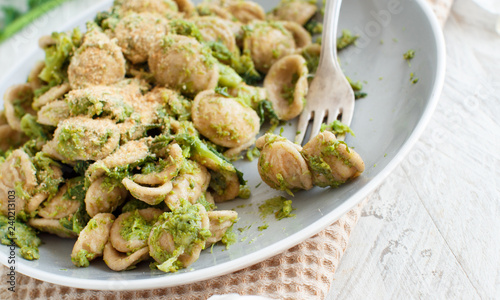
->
0;0;446;291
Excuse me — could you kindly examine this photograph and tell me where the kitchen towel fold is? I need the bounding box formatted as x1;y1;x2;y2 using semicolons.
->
0;0;453;299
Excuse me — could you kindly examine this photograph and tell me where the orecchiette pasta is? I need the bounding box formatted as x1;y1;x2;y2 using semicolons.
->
32;83;71;110
269;0;318;26
226;1;266;24
28;218;78;239
192;16;237;53
264;54;309;120
148;204;210;272
148;35;219;95
103;242;150;271
243;21;296;73
191;90;260;150
36;101;69;127
206;210;238;247
109;208;163;253
301;131;365;187
71;213;115;267
68;28;126;89
37;181;81;219
114;12;169;64
164;160;211;209
3;83;35;131
42;116;120;162
0;149;37;216
256;133;313;192
85;176;128;217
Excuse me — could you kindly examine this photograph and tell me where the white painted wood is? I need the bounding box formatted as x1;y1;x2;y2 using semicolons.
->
329;0;500;298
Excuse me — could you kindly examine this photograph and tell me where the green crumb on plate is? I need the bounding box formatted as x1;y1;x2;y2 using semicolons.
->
258;196;296;221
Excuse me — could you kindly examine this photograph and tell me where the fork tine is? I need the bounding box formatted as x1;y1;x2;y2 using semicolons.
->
340;100;355;127
309;110;326;141
295;110;312;144
326;108;340;125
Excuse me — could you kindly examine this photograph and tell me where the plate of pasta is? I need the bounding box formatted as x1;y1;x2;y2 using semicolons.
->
0;0;445;290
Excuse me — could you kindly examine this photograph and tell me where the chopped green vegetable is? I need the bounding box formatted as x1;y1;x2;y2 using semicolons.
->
320;120;355;137
221;225;237;249
337;29;358;50
258;196;296;220
149;203;211;273
38;27;82;86
0;215;41;260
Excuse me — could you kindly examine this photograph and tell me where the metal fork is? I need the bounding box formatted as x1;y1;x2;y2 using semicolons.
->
295;0;355;144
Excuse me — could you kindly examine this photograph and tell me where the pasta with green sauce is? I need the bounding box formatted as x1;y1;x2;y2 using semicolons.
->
0;0;364;273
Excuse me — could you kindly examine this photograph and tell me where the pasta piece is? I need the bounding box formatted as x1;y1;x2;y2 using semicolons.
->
301;131;365;188
0;111;27;151
3;83;35;131
269;0;318;26
43;116;120;162
282;21;312;50
86;138;151;183
172;0;195;16
0;149;37;216
243;21;296;73
122;178;173;206
148;204;210;272
38;35;55;49
65;86;134;122
114;12;169;64
164;160;211;210
71;213;115;267
28;218;78;239
192;16;237;53
226;1;265;24
85;176;128;217
264;54;309;120
37;100;70;126
209;169;240;203
27;61;45;90
191;90;260;150
197;3;233;20
32;83;71;110
26;193;48;214
68;28;126;89
256;133;313;192
133;143;184;186
103;243;150;271
148;35;219;96
37;181;81;219
109;208;163;253
205;210;238;247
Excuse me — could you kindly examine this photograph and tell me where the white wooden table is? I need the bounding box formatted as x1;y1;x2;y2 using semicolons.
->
0;0;498;299
328;0;500;298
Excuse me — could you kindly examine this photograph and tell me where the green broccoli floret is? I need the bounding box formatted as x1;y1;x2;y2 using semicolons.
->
217;62;243;88
20;114;49;141
38;27;82;86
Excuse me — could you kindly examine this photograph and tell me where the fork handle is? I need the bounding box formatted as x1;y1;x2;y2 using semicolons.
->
318;0;343;72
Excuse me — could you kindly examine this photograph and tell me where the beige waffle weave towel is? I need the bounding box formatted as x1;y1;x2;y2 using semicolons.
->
0;1;453;299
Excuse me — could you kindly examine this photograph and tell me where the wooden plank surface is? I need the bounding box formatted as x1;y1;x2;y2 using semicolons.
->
329;0;500;298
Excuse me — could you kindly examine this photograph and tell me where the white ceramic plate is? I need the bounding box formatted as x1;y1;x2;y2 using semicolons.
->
0;0;445;290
